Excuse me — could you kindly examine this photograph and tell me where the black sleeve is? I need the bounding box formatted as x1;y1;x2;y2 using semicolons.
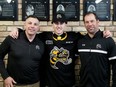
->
77;32;85;40
75;32;85;54
18;28;24;33
0;36;11;79
38;32;44;41
38;32;47;42
111;59;116;87
107;38;116;60
107;38;116;87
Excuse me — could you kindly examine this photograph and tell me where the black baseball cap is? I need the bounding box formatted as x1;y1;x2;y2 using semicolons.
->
52;13;67;24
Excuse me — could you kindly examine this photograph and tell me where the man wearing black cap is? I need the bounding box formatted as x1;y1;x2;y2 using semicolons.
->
9;13;112;87
38;13;83;87
39;13;83;87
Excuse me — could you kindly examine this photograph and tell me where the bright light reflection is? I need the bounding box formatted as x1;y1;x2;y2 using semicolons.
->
7;0;11;3
95;0;102;4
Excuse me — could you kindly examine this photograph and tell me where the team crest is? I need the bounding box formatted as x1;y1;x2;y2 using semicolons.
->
50;46;72;69
96;44;101;49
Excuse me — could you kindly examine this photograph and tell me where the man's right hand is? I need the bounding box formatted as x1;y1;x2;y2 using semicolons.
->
4;77;17;87
9;28;19;39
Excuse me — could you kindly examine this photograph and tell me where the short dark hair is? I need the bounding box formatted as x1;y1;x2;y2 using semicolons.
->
83;12;99;22
25;15;39;21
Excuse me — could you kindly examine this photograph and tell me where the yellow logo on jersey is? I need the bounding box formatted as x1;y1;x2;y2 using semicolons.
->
50;46;72;69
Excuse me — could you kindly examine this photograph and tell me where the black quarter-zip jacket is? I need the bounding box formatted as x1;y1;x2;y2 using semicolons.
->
0;31;44;84
78;30;116;87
